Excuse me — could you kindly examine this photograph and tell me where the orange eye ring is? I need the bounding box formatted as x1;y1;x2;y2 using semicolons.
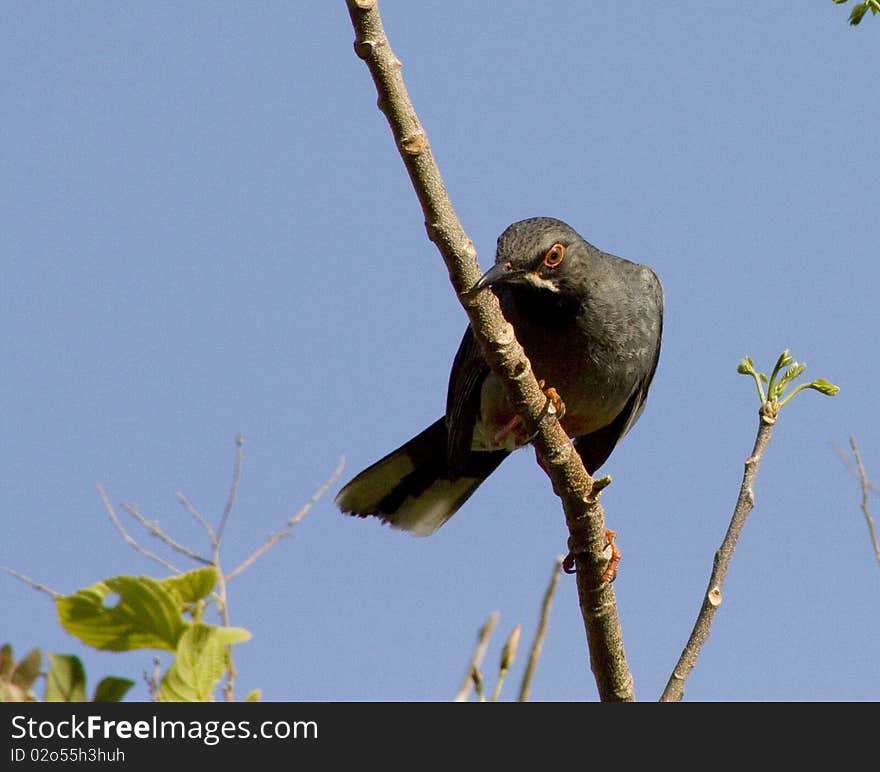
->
542;242;565;268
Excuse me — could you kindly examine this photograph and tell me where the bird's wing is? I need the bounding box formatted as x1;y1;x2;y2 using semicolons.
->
445;325;490;475
574;274;663;474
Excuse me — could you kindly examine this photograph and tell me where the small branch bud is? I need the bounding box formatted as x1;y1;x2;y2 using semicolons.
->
501;625;521;672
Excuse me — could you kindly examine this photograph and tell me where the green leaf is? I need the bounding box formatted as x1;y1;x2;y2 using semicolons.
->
244;689;262;702
214;626;251;645
851;3;868;23
0;645;42;702
92;676;135;703
738;355;767;402
772;361;807;399
806;378;840;396
0;644;14;680
45;654;87;702
161;567;218;606
159;623;230;702
56;575;187;652
773;349;793;372
12;647;42;691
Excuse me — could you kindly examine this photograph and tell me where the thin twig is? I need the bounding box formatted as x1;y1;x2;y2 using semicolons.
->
660;402;777;701
346;0;633;701
176;492;216;542
121;502;211;565
519;556;564;702
144;656;162;701
849;437;880;564
832;439;880;497
97;485;183;574
2;566;61;598
216;433;244;546
211;435;246;701
453;611;500;702
225;458;345;582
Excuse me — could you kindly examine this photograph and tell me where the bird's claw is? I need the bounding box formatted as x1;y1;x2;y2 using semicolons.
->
563;529;621;583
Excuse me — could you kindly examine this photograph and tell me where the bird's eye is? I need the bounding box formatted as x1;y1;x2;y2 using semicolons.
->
542;243;565;268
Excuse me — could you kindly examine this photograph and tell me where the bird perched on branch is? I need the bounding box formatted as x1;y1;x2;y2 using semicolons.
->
336;217;663;536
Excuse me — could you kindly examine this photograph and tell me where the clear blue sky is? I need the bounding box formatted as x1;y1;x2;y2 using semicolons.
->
3;2;878;701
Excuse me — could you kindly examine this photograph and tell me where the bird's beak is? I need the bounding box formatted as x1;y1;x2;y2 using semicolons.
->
473;261;519;291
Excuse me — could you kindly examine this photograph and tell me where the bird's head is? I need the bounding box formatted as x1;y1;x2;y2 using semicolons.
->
473;217;592;296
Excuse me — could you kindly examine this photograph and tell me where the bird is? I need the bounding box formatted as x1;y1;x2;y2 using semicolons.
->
336;217;663;536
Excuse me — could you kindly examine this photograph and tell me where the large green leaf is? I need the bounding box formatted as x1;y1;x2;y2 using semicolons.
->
158;623;250;702
45;654;87;702
56;575;186;651
161;567;217;606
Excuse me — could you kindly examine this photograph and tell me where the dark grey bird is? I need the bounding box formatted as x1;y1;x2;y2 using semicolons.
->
336;217;663;536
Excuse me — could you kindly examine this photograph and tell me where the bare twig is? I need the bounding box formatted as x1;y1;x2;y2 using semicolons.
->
834;439;880;499
211;434;247;701
832;440;880;494
1;566;60;598
519;556;564;702
176;492;216;541
346;0;633;701
491;624;520;702
216;433;244;545
453;611;500;702
660;403;777;701
144;656;162;702
121;502;211;566
97;485;183;574
849;437;880;564
225;458;345;582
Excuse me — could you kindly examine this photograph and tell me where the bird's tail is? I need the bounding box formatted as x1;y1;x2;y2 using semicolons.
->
335;418;508;536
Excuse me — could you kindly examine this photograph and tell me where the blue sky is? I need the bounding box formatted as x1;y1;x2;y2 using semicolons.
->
3;2;878;702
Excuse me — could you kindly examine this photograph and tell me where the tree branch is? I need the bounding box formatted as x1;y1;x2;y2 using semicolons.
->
345;0;633;700
97;484;185;574
1;566;60;599
660;403;776;701
848;437;880;565
453;611;499;702
225;458;345;582
519;556;564;702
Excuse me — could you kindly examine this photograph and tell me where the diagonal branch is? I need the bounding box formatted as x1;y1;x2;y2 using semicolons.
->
849;437;880;565
1;566;61;598
345;0;633;701
453;611;500;702
97;484;185;574
519;555;564;702
225;458;345;582
120;501;211;566
660;403;776;701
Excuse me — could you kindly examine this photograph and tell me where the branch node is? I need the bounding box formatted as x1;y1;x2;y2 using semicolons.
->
759;402;778;425
591;475;613;496
707;587;723;607
353;39;377;60
399;130;428;156
352;0;376;9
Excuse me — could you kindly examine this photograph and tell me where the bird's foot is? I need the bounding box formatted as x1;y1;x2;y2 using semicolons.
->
492;380;566;448
492;414;527;448
538;381;565;423
601;529;621;583
562;529;621;583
